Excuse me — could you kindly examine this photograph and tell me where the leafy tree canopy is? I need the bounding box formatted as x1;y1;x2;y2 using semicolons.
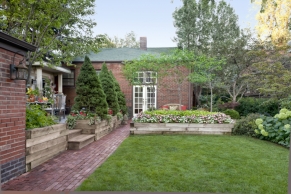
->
0;0;99;85
96;31;140;48
173;0;240;57
251;0;291;47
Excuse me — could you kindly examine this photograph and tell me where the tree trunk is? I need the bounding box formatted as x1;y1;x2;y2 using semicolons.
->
178;85;182;111
193;85;202;107
210;82;213;112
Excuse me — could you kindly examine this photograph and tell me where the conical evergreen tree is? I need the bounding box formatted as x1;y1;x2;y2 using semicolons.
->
99;63;120;115
72;56;108;119
109;71;128;115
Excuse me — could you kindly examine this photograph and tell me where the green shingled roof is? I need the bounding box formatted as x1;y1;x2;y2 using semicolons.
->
73;47;176;62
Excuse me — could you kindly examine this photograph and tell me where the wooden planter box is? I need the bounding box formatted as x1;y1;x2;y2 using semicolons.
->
130;122;235;135
73;116;122;140
25;116;123;171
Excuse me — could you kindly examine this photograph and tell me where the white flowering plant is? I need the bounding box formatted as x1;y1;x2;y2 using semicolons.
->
254;108;291;148
132;110;234;124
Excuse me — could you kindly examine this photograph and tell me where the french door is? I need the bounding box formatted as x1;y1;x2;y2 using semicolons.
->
133;85;157;115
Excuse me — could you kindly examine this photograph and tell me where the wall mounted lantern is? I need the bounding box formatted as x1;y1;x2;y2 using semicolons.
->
10;53;28;80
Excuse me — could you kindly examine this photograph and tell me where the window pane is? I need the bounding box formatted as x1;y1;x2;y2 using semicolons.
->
63;70;75;86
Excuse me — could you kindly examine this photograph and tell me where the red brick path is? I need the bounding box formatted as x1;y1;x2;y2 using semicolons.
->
1;123;130;191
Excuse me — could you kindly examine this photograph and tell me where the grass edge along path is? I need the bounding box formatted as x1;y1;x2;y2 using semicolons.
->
76;135;289;193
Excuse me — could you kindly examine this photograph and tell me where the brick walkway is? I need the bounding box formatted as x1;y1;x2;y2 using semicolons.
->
1;123;130;191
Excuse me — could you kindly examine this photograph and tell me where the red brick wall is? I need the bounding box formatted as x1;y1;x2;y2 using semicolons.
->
0;48;26;183
156;67;192;109
65;62;193;117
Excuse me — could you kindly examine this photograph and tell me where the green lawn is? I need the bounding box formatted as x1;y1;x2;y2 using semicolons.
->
76;135;289;193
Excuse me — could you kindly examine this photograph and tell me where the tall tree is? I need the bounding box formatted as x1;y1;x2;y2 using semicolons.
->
0;0;98;86
173;0;240;57
99;63;120;115
216;29;264;104
72;56;108;119
189;55;225;112
173;0;240;106
111;31;140;48
252;0;291;47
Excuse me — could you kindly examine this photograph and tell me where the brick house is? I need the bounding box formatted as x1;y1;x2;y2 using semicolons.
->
63;37;193;117
0;32;37;183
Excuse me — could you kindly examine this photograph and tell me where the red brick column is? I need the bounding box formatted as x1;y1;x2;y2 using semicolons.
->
0;48;26;183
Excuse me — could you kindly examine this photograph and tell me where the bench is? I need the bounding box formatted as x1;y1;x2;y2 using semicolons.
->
161;103;187;111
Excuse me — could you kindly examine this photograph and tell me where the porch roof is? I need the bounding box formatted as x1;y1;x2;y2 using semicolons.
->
32;62;71;74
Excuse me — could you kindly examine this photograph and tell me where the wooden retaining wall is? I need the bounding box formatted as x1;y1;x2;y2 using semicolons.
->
25;116;123;172
25;124;68;172
130;123;235;135
74;116;122;140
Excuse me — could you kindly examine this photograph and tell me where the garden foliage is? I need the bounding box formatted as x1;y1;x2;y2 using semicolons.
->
223;109;240;119
99;63;120;116
26;105;56;129
235;97;279;116
233;113;261;136
66;110;101;129
279;96;291;110
134;110;233;124
72;56;108;119
254;108;291;148
109;71;127;115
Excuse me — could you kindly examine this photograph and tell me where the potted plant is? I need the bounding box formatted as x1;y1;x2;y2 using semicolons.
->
26;87;40;102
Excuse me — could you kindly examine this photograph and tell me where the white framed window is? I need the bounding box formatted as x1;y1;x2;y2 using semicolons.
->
63;70;75;86
134;71;157;85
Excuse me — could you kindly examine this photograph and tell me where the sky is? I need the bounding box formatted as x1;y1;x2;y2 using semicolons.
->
92;0;260;47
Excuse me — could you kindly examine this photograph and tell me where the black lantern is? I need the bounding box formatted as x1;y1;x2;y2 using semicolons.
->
10;56;28;80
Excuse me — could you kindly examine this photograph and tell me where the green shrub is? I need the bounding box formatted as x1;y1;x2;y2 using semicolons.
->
73;56;108;119
254;108;291;148
233;113;261;136
99;63;120;116
279;96;291;110
109;71;128;116
258;98;279;116
223;109;240;119
116;112;123;120
26;105;56;130
235;97;279;117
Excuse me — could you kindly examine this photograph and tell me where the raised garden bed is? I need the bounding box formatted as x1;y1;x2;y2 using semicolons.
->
130;122;234;135
130;110;234;135
25;116;124;171
25;124;68;171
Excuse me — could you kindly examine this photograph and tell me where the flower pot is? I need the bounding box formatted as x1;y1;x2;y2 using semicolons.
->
29;95;35;102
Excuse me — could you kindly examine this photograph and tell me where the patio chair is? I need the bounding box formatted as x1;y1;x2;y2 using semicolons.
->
60;95;66;119
53;94;63;121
